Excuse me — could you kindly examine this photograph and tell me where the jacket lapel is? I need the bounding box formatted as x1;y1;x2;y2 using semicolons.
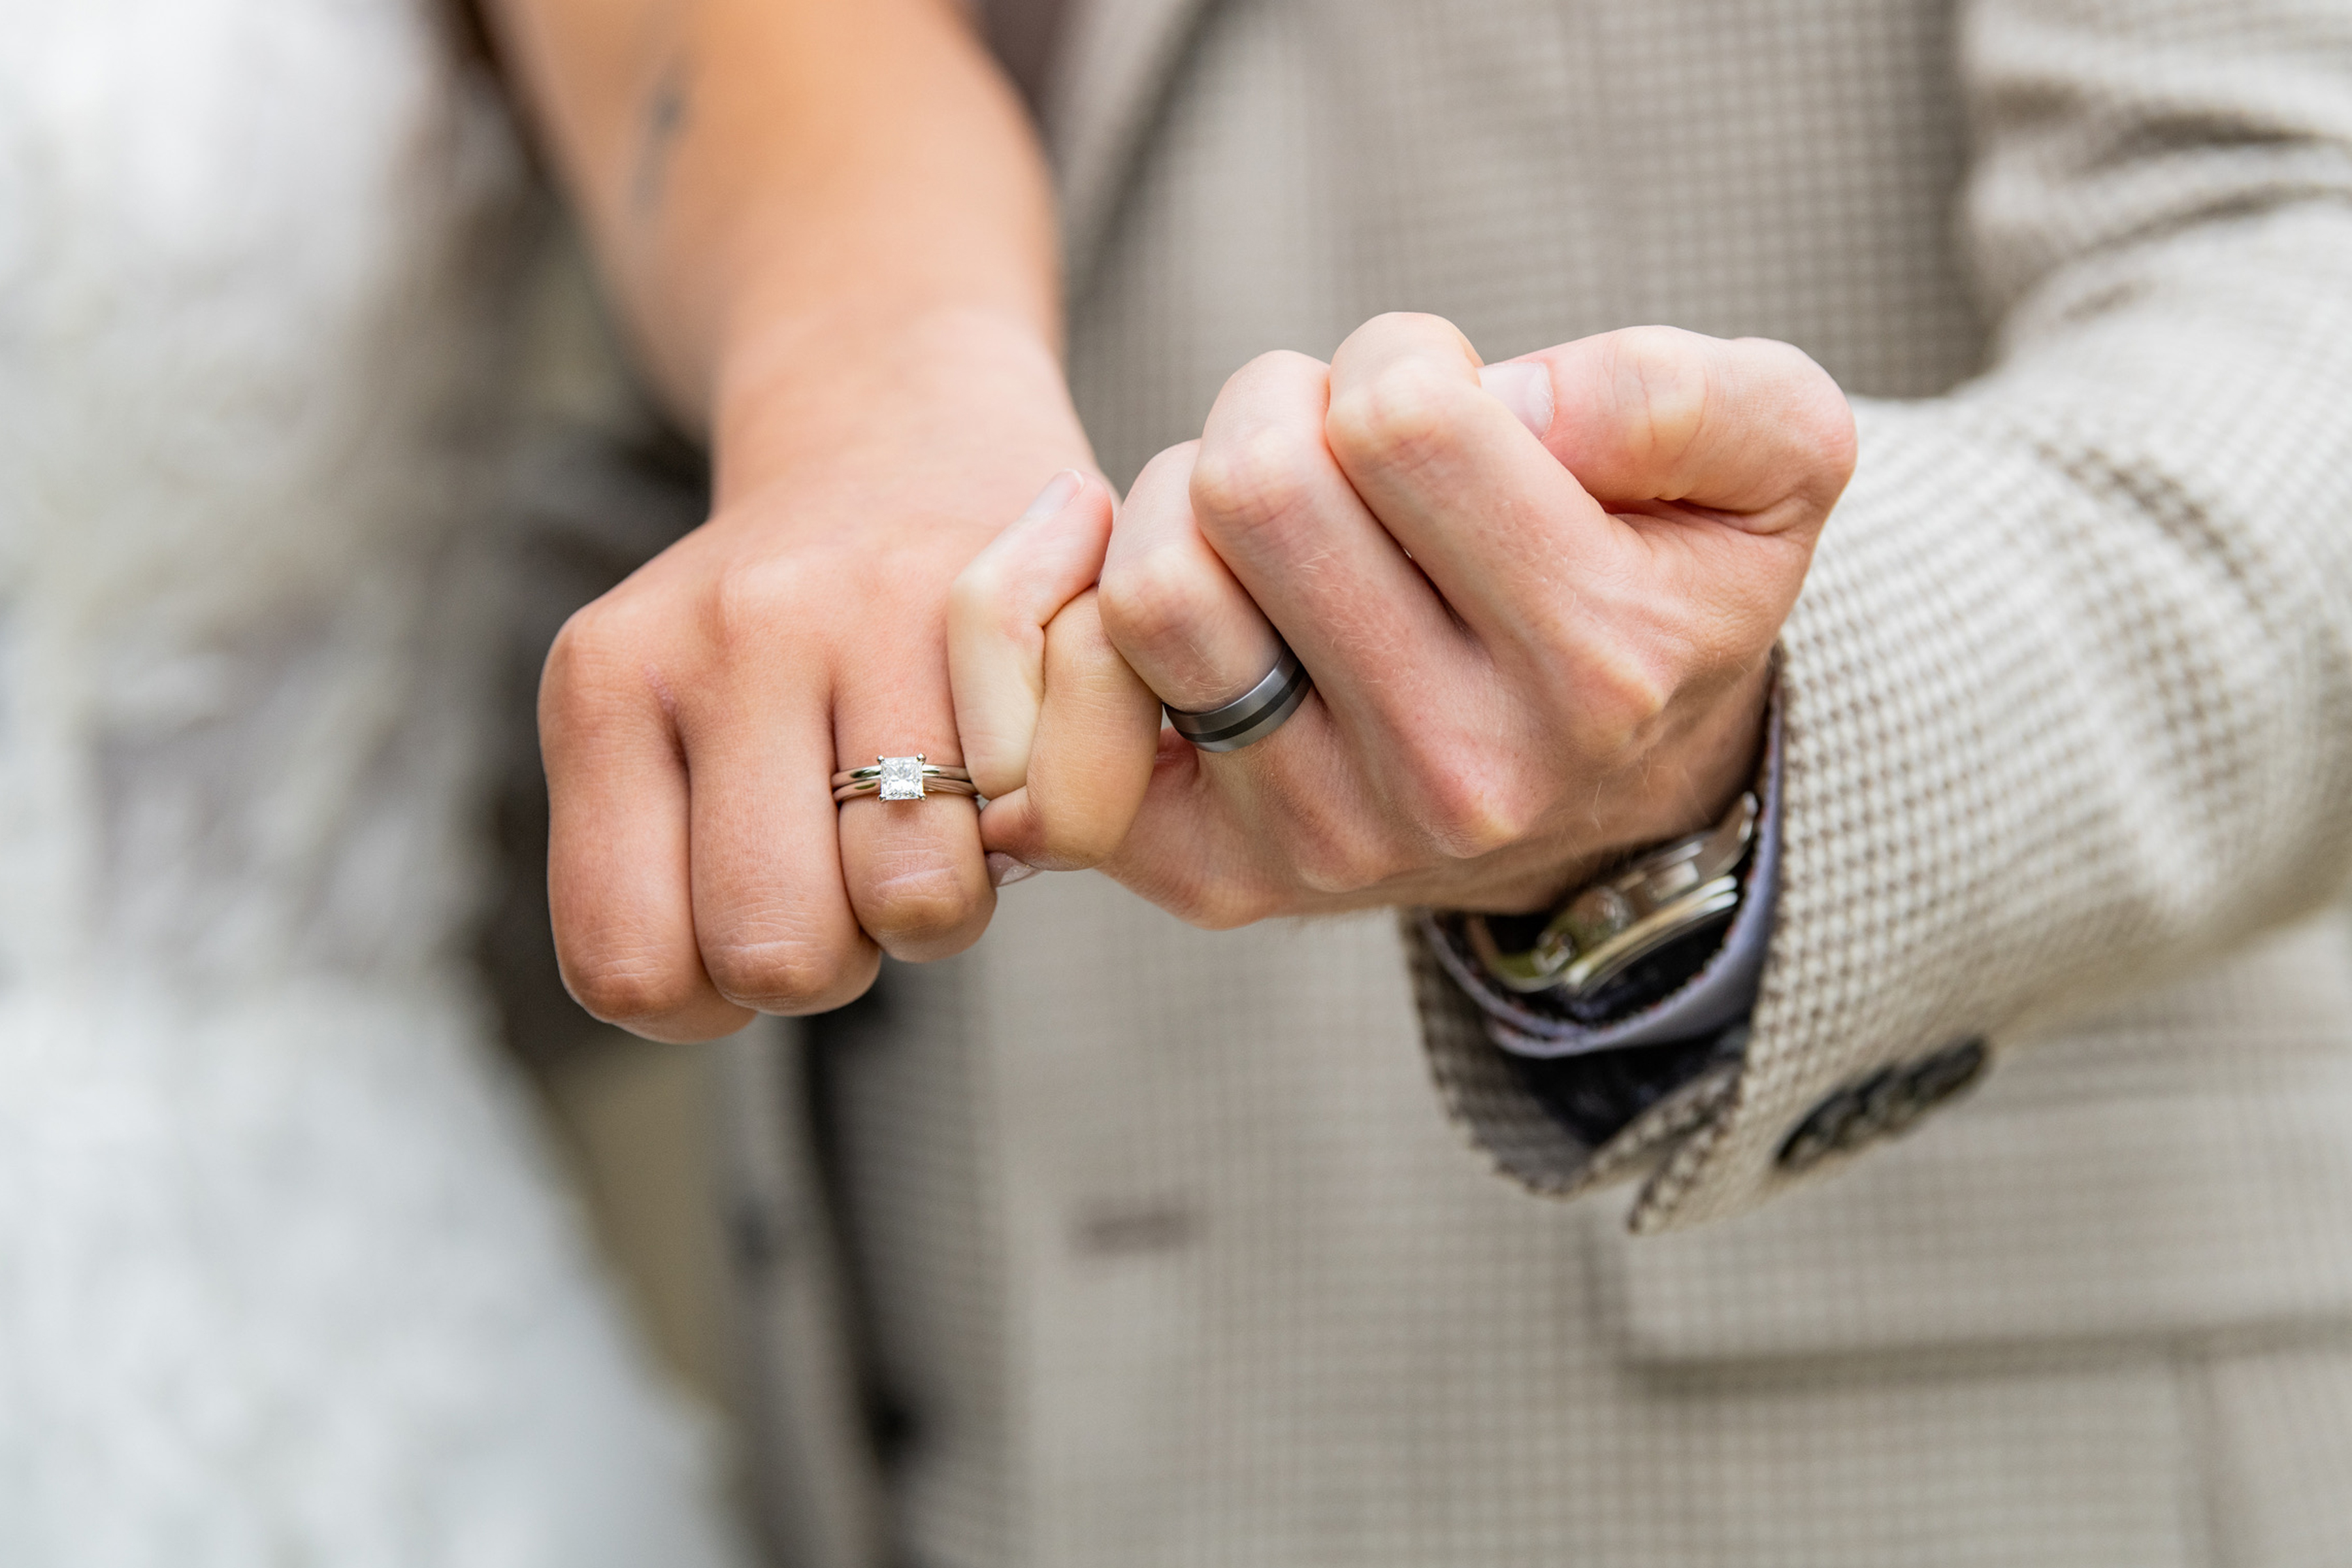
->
1043;0;1216;291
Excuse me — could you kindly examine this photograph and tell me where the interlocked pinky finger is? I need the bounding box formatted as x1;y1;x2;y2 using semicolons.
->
978;589;1161;870
948;470;1117;802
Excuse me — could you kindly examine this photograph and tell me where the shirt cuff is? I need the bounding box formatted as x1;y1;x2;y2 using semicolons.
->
1424;686;1783;1058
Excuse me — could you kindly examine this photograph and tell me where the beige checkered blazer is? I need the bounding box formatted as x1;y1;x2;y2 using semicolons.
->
720;0;2352;1563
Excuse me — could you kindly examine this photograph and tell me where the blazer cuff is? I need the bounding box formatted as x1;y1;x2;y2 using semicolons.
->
1407;690;1782;1202
1407;917;1744;1203
1425;690;1783;1059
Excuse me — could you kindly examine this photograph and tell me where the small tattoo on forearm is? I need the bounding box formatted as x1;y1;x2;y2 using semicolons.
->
632;56;693;218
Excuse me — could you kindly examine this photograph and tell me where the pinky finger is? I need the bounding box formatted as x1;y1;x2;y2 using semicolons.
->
949;470;1116;802
978;589;1162;872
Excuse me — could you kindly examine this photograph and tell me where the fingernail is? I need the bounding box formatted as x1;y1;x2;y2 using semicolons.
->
1015;469;1085;524
987;851;1039;888
1479;361;1554;440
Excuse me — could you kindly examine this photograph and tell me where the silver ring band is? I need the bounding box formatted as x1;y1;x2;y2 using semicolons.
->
1164;643;1313;753
831;755;979;804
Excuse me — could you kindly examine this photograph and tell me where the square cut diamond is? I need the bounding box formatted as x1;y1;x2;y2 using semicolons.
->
877;755;924;801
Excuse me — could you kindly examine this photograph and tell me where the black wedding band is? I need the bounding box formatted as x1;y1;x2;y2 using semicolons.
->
1164;644;1313;753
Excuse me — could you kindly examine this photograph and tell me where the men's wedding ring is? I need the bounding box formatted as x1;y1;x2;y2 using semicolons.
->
1164;642;1313;753
831;755;979;804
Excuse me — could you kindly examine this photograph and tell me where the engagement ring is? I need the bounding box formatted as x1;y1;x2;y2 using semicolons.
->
831;755;979;804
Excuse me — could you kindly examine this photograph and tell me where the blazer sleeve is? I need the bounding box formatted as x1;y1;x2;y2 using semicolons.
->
1414;0;2352;1232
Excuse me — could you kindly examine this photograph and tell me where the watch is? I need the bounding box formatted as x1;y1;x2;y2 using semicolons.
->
1464;789;1758;1000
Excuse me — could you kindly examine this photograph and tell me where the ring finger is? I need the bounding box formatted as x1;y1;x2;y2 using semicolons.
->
834;667;995;964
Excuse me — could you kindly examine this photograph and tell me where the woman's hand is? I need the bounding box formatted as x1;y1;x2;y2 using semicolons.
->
497;0;1085;1040
949;471;1162;879
540;312;1098;1040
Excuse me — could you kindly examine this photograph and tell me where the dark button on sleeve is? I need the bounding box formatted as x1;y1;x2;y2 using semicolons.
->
1778;1037;1989;1174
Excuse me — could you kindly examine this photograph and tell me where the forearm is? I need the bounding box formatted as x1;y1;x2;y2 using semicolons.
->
486;0;1068;491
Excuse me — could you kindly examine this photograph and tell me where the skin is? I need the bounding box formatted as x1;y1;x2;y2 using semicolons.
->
493;0;1852;1041
490;0;1094;1039
955;318;1856;925
949;472;1163;873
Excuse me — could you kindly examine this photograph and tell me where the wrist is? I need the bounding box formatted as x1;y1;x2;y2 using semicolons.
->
1467;784;1759;1002
1462;661;1775;917
1437;671;1782;1041
1578;659;1775;887
710;304;1085;508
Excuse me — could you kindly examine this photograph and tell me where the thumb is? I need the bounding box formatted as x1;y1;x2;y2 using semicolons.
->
1481;326;1855;526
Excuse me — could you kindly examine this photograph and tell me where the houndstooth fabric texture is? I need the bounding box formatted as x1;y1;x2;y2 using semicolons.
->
1612;0;2352;1230
1060;0;2352;1231
803;0;2352;1563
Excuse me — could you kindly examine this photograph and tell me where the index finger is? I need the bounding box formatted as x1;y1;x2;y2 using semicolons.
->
541;602;758;1042
1322;312;1629;649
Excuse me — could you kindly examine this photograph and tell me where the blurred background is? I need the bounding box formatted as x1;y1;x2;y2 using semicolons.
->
11;1;2352;1565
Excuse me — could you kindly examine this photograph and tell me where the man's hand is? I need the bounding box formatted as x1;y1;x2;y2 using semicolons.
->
960;314;1852;925
949;470;1162;875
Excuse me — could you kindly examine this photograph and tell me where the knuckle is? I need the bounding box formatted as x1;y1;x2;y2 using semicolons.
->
1790;367;1859;489
1125;438;1203;506
1166;875;1273;931
945;555;1002;629
1288;849;1379;899
1152;872;1216;926
858;861;984;948
1224;348;1329;402
1189;421;1319;536
1282;807;1396;898
1098;544;1217;657
1609;325;1712;474
1406;755;1535;862
562;947;714;1029
946;560;1037;665
1568;647;1678;760
1740;333;1831;396
1030;817;1117;872
1815;395;1860;485
540;606;600;691
1334;311;1465;365
541;599;642;725
1735;336;1857;483
1324;357;1462;479
700;932;857;1014
1139;849;1277;930
706;557;811;662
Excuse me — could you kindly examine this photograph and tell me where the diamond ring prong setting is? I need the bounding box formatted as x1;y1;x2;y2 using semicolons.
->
830;755;977;805
877;754;926;801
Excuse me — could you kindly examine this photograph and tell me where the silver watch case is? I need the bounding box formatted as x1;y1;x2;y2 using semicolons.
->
1466;791;1757;999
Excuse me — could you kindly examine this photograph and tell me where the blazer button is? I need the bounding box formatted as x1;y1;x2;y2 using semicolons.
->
1776;1078;1870;1174
1899;1036;1990;1119
1776;1037;1991;1174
